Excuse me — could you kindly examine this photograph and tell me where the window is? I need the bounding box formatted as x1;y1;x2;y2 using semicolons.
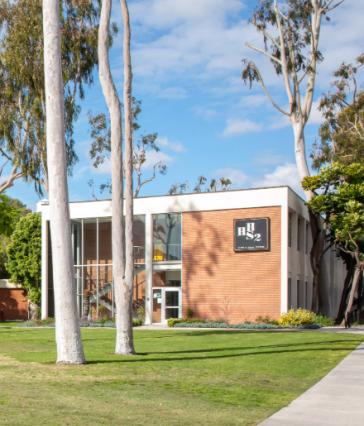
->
288;278;292;309
305;222;309;254
297;216;301;251
288;213;292;248
153;213;181;262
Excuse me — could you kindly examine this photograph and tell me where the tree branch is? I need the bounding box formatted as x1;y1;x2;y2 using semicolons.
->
246;42;282;66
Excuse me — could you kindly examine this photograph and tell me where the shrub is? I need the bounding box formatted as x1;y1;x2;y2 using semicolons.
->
255;315;278;325
278;309;317;327
314;314;334;327
186;307;194;319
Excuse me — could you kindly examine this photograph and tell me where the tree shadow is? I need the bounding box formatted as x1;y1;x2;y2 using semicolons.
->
87;344;362;365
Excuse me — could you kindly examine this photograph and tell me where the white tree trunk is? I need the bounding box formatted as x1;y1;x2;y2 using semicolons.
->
119;0;135;355
98;0;129;354
43;0;85;364
291;119;313;200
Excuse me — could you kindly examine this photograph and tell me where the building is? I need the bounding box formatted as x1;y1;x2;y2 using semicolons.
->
38;186;344;324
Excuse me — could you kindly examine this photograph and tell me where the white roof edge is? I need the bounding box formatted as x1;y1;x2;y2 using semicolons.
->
37;186;307;220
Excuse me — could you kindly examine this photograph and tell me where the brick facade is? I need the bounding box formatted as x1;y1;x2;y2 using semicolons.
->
182;207;281;323
0;288;28;321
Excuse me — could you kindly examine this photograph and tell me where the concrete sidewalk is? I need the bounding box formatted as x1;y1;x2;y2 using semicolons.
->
260;341;364;425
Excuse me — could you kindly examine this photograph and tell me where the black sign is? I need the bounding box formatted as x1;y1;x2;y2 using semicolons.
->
234;218;270;252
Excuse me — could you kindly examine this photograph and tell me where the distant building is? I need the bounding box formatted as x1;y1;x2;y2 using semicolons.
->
38;186;344;324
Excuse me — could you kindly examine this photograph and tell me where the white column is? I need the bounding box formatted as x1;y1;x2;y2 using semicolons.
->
144;213;153;325
41;218;49;319
280;191;289;314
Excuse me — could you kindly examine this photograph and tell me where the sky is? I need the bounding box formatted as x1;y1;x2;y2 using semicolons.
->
7;0;364;210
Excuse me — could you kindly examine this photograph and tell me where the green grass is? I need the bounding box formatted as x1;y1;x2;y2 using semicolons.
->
0;327;362;425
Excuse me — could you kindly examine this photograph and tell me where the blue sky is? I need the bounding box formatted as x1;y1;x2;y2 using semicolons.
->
7;0;364;210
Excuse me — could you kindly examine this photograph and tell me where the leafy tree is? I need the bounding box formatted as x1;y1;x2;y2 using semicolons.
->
242;0;344;312
0;195;28;278
303;163;364;326
0;0;100;195
88;99;166;198
6;213;41;318
312;54;364;168
169;176;232;195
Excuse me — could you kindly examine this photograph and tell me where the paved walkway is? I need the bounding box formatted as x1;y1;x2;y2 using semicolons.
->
260;340;364;426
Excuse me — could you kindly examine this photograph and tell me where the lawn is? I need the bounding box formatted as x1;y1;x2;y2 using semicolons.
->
0;327;362;425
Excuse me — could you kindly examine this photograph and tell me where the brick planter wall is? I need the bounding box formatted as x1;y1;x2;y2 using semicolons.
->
0;288;28;321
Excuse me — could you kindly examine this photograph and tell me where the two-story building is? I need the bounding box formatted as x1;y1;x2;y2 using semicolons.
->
38;186;345;324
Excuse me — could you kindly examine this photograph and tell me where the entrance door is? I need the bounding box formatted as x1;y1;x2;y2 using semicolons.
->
164;289;181;321
152;289;162;323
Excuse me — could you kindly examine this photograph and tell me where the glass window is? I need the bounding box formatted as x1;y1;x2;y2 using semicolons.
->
133;215;145;264
305;222;309;254
153;213;181;261
297;216;301;251
288;278;292;309
288;213;292;248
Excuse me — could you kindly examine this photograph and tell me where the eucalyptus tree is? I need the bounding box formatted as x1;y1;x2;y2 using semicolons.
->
312;54;364;168
0;0;99;194
120;0;135;355
98;0;135;355
242;0;343;312
43;0;85;364
88;102;166;198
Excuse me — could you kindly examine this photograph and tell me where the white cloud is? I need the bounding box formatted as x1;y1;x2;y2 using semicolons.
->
308;100;324;125
92;158;111;175
222;118;262;137
214;167;247;185
143;150;174;169
157;137;185;153
192;106;218;119
254;152;287;167
253;163;302;193
157;86;188;100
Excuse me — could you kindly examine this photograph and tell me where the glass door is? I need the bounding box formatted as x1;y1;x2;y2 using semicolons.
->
164;289;181;321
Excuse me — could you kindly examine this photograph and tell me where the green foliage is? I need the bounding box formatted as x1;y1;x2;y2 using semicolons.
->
278;309;317;327
0;195;28;277
6;213;41;305
312;54;364;169
314;314;334;327
255;315;279;325
0;0;101;194
302;162;364;261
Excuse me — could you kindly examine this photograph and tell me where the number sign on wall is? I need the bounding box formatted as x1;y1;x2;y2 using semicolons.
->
234;218;270;252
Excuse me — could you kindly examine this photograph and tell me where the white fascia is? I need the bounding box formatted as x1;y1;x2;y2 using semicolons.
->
37;187;290;220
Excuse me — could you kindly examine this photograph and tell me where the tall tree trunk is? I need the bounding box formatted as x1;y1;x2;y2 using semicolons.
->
98;0;127;354
43;0;85;364
293;120;326;313
343;265;362;328
119;0;135;355
335;251;356;324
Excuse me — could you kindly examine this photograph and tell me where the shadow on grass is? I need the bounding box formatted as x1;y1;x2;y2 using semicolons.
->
86;341;363;365
136;339;363;356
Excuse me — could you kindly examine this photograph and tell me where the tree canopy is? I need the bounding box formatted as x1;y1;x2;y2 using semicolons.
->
312;54;364;168
0;0;100;194
6;213;41;308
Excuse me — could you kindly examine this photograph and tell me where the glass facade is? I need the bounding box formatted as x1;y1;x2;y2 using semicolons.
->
71;216;147;320
153;213;181;262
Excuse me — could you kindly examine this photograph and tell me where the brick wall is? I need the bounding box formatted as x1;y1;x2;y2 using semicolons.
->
0;289;28;321
182;207;281;323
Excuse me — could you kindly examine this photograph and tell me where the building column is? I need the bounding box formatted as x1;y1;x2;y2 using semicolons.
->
41;218;49;319
144;213;153;325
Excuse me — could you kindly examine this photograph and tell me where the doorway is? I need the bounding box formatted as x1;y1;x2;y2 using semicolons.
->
152;287;181;323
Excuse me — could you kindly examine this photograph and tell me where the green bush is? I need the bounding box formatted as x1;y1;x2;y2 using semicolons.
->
167;317;207;327
255;315;279;325
314;314;334;327
278;309;317;327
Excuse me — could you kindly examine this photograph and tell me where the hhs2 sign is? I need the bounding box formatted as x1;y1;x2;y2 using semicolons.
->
234;218;270;252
